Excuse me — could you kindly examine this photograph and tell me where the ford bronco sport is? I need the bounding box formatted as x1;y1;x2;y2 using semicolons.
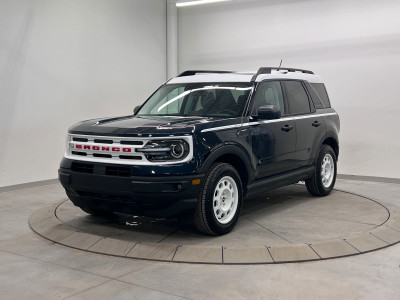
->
59;67;340;235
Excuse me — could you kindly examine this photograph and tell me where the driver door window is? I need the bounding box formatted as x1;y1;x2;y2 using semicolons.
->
251;81;285;115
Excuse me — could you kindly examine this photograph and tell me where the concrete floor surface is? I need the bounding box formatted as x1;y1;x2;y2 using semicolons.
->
0;179;399;299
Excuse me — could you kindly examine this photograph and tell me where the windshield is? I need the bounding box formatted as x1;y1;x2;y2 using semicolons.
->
137;83;253;118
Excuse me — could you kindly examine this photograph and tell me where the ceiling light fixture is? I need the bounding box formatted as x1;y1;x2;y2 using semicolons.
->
176;0;232;7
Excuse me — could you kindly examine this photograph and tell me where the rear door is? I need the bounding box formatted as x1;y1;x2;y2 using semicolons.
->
282;80;326;168
248;81;296;179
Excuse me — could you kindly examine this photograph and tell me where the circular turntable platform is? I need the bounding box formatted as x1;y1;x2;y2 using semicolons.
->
29;184;400;264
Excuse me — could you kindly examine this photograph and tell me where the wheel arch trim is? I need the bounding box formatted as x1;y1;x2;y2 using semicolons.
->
198;143;253;186
317;132;339;162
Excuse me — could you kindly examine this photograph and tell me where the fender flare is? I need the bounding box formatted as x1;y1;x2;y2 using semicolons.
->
198;143;253;182
314;131;339;164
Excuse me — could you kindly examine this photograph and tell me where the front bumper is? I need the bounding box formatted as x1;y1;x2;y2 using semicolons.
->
58;159;205;218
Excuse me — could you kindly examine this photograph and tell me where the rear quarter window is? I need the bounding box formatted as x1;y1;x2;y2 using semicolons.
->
310;83;331;108
283;81;311;115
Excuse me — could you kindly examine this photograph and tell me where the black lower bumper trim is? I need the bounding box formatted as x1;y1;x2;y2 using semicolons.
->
58;168;205;218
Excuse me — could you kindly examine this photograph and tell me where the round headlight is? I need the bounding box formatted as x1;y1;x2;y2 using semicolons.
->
136;139;190;162
171;142;185;159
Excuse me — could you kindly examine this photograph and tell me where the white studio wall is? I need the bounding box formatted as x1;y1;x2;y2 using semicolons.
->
0;0;167;187
178;0;400;179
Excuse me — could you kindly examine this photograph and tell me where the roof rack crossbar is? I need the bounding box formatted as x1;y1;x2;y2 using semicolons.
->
178;70;234;77
251;67;314;81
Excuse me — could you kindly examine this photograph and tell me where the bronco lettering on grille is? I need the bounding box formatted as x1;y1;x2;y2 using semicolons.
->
73;144;132;152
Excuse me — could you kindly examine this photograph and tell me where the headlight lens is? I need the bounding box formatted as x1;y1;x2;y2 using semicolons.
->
137;139;189;162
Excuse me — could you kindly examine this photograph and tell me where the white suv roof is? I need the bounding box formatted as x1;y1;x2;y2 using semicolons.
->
168;68;324;84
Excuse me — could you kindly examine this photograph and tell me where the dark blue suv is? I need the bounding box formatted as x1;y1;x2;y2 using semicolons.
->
59;67;340;235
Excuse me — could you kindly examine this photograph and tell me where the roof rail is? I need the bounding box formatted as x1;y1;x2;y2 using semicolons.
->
251;67;314;81
178;70;233;77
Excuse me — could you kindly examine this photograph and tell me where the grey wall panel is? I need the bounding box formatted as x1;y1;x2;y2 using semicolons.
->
178;0;400;178
0;0;167;186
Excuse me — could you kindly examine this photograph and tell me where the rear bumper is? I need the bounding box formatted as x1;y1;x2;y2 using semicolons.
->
58;160;204;218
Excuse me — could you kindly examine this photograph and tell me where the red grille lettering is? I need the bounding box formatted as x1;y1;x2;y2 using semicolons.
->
112;147;120;152
84;145;90;150
122;148;131;152
76;144;82;149
102;146;110;151
92;146;100;151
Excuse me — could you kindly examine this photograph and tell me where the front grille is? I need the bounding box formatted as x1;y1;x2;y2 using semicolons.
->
105;166;131;177
120;140;143;145
73;137;88;142
71;151;87;156
71;162;132;177
93;153;112;158
68;135;149;163
94;139;113;144
71;162;93;174
66;134;192;165
119;155;142;160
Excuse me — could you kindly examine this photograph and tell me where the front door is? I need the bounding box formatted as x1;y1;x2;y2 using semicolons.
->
249;81;296;179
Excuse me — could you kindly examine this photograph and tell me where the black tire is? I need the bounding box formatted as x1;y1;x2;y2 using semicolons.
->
194;163;243;235
305;144;337;196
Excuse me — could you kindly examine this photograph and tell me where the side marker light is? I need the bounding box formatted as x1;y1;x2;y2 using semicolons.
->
192;179;201;185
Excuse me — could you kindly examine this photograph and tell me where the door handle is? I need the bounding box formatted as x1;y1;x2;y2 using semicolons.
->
281;124;293;132
312;121;322;127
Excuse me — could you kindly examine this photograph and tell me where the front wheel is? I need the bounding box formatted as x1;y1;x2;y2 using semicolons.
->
194;163;243;235
305;144;337;196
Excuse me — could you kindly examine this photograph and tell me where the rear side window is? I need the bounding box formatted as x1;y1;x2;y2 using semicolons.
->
304;81;324;109
283;81;311;115
310;83;331;108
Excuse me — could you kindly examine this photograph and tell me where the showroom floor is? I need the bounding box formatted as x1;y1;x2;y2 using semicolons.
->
1;179;400;299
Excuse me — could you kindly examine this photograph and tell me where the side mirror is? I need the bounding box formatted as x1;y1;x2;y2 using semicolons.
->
256;105;281;120
133;105;141;114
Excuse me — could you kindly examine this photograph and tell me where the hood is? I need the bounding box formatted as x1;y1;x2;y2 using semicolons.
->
68;115;215;137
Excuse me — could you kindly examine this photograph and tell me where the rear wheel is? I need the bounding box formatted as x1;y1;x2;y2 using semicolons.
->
194;163;243;235
306;144;337;196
